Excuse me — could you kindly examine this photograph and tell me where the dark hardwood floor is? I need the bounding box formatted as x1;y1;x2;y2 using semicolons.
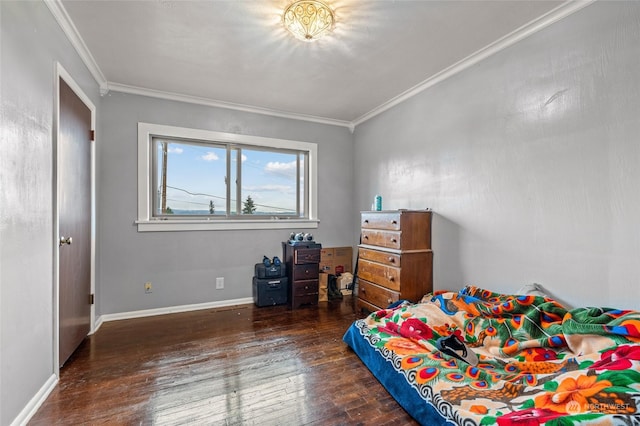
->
30;296;419;425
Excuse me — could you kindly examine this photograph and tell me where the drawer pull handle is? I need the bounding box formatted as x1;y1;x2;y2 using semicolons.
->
363;235;369;240
361;288;366;293
387;298;392;304
391;220;397;225
364;219;369;223
388;257;395;263
391;238;397;243
388;276;395;282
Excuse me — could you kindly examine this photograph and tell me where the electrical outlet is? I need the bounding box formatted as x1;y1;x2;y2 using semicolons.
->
145;282;152;294
216;277;224;289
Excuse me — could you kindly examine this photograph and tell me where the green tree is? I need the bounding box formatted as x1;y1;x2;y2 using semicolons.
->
242;195;256;214
165;206;174;214
209;200;215;214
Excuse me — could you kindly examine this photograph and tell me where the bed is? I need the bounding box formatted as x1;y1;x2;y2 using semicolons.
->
343;285;640;425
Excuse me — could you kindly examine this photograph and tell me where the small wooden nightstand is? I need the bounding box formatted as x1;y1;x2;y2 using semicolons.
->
282;242;321;309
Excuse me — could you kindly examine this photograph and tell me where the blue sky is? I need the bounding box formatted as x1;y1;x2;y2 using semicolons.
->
157;141;299;214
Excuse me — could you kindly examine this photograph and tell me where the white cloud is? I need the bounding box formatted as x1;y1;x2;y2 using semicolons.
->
168;147;183;154
242;154;247;162
265;161;296;177
202;152;219;161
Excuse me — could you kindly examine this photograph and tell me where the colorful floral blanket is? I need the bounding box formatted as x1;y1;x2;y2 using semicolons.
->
343;286;640;425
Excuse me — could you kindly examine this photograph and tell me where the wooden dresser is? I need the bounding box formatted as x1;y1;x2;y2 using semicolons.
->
356;210;433;313
282;242;321;309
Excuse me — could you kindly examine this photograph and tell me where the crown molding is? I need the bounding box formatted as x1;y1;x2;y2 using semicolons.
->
352;0;596;128
44;0;109;95
45;0;594;131
107;82;352;129
45;0;348;127
45;0;350;129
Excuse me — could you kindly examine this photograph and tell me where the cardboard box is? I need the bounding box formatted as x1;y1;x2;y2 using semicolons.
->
319;248;334;273
333;247;353;274
320;248;335;261
319;246;353;275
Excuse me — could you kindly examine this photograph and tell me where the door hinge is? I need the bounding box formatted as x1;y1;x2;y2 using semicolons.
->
90;130;95;141
89;293;95;305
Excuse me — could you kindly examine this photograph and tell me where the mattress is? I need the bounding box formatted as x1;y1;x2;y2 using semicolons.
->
343;286;640;425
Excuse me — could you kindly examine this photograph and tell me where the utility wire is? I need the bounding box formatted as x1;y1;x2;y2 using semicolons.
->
165;185;294;212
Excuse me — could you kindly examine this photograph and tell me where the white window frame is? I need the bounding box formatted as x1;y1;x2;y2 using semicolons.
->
137;122;319;232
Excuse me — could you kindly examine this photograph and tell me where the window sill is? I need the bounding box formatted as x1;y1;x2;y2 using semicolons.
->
135;218;320;232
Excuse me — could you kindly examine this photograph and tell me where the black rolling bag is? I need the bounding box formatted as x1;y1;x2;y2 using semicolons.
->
252;276;288;307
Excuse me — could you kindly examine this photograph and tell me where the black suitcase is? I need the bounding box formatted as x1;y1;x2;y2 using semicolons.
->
254;262;284;278
252;276;288;307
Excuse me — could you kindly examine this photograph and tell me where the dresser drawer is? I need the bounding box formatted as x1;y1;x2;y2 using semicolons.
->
294;248;321;264
360;210;432;250
292;279;319;295
357;259;401;291
292;263;319;280
361;212;401;230
290;280;319;309
292;293;319;308
358;279;399;309
356;297;381;314
361;229;402;250
359;247;401;267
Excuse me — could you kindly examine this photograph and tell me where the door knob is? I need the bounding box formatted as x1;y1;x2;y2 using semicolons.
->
59;236;72;246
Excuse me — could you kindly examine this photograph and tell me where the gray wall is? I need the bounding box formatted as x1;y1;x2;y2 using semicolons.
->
0;1;102;424
0;1;353;421
354;1;640;309
97;93;354;315
4;0;640;423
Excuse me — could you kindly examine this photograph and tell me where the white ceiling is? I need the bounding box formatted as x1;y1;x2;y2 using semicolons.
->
59;0;585;127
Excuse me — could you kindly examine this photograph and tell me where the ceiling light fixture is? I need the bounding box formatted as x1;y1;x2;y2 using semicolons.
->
283;0;335;42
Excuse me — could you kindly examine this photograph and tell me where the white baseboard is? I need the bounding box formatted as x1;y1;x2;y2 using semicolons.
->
10;374;58;426
92;314;104;334
97;297;255;324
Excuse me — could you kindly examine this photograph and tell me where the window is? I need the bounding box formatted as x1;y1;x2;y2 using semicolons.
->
137;123;318;231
